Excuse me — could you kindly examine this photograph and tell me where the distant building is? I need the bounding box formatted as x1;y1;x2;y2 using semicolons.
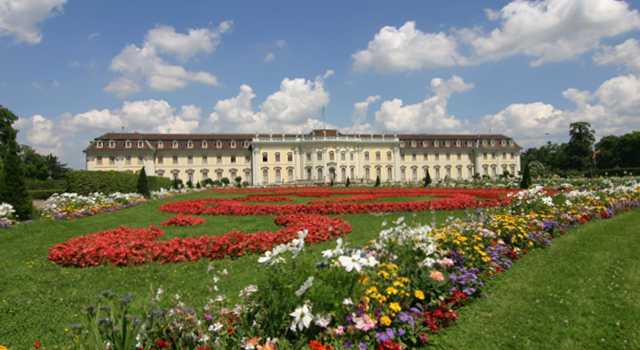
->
83;129;522;185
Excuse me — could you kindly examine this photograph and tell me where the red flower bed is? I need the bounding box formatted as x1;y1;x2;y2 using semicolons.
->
161;213;206;226
48;213;352;267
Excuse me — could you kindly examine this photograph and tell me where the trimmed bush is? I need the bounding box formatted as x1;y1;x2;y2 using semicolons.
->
136;167;151;198
599;167;640;177
0;139;33;220
28;189;64;200
520;161;532;189
424;171;432;187
66;170;172;195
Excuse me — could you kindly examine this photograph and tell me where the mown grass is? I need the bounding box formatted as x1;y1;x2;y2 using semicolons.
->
0;190;462;349
427;209;640;350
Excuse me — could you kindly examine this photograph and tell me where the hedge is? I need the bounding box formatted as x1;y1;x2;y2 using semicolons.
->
25;179;67;191
599;168;640;177
66;171;173;195
29;189;64;200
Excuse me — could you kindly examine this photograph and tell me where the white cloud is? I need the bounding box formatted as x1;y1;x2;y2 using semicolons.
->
15;114;59;146
32;81;42;89
145;21;232;62
104;22;230;97
0;0;67;44
352;95;380;125
178;104;202;121
352;21;462;73
593;38;640;72
373;75;474;133
276;39;286;48
352;0;640;72
88;32;99;40
264;52;275;62
48;80;60;87
205;71;332;133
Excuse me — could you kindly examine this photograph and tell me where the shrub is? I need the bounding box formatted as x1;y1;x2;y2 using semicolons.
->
424;172;432;187
136;167;151;198
221;177;230;185
66;171;171;195
196;181;201;189
599;167;640;177
201;178;214;187
375;175;381;187
186;180;194;189
28;189;63;200
0;139;33;220
520;161;532;189
346;177;350;187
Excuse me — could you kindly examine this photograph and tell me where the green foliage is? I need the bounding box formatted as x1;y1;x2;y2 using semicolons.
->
0;138;33;220
520;161;532;189
136;167;151;198
346;177;350;187
0;104;18;159
28;189;63;200
375;175;381;187
221;177;230;185
235;176;242;183
66;170;171;195
44;153;71;179
595;131;640;169
201;178;214;186
599;167;640;177
472;172;481;180
196;181;202;189
424;171;432;187
186;180;194;189
20;145;49;180
25;178;66;190
172;178;183;190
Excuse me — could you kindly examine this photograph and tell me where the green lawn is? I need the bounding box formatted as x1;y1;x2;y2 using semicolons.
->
1;190;639;349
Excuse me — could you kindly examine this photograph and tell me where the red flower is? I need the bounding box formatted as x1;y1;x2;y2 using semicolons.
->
376;340;403;350
156;339;171;348
34;343;41;349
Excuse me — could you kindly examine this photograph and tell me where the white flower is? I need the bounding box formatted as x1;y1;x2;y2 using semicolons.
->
343;298;354;305
321;238;343;258
213;276;220;283
222;269;228;275
295;277;314;297
289;304;314;332
315;315;331;328
338;251;367;273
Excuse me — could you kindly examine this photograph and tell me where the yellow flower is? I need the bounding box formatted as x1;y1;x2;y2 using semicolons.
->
380;316;391;326
386;287;398;295
389;302;401;313
0;345;7;350
366;286;378;295
377;270;390;279
414;290;425;300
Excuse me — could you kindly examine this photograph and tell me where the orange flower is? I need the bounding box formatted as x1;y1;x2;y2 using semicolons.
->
430;270;444;281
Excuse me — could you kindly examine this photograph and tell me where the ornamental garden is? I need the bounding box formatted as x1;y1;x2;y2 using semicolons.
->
1;179;640;350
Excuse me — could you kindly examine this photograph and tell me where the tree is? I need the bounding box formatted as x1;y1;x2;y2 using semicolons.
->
0;138;33;220
346;177;350;187
520;161;532;189
0;105;18;159
374;175;380;187
565;122;595;172
136;167;150;198
424;171;432;187
44;153;71;179
20;145;49;180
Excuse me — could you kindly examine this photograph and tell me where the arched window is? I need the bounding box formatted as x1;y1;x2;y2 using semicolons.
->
401;168;406;180
125;140;132;148
262;169;268;183
365;167;370;179
287;152;293;162
329;151;335;161
317;168;323;179
287;169;293;182
376;167;381;178
231;140;236;148
376;152;381;161
307;168;312;180
350;168;355;179
275;169;281;182
172;141;179;148
364;152;370;161
387;167;392;180
216;140;222;148
109;141;115;148
412;168;417;180
317;151;322;161
262;153;268;162
97;141;103;148
275;152;280;162
157;141;163;148
187;141;193;148
202;140;208;148
341;168;346;181
341;152;345;161
387;152;392;161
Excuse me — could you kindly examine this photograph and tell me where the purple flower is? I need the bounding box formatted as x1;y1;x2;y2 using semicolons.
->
358;342;367;350
344;341;351;348
398;328;405;336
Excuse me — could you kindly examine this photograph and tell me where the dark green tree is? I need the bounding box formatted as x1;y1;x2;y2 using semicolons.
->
0;105;19;158
196;181;201;189
0;138;33;220
595;131;640;169
565;122;595;172
374;175;380;187
20;145;49;180
44;153;71;179
346;177;350;187
424;171;432;187
221;177;230;186
136;167;150;198
520;161;532;189
186;180;194;188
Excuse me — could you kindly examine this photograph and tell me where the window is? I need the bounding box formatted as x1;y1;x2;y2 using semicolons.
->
231;170;237;179
446;167;451;178
173;156;178;165
456;140;461;147
109;156;116;165
307;168;312;180
411;141;416;147
288;169;293;182
329;151;335;161
364;152;369;161
275;153;280;162
262;170;268;183
387;167;392;180
376;152;381;161
400;141;405;147
350;168;354;179
387;152;392;161
445;141;450;147
96;156;103;165
468;154;472;161
412;168;417;180
216;141;222;148
231;141;236;148
217;156;222;164
231;156;236;164
468;167;473;178
434;141;439;147
435;167;440;178
244;140;250;148
138;156;144;165
97;141;103;148
157;156;164;164
187;156;193;164
287;152;293;162
401;168;406;180
502;152;507;160
202;172;208;180
412;154;416;161
365;167;370;179
435;154;440;161
457;153;461;161
275;169;281;182
400;154;405;161
317;151;322;161
350;152;354;161
341;168;346;181
158;141;164;148
446;153;450;161
457;167;462;179
482;140;487;146
491;140;495;146
491;166;496;177
244;170;251;181
202;141;208;148
510;153;515;159
424;154;428;161
422;141;428;147
317;168;323;179
424;168;429;179
509;140;514;146
263;153;268;162
109;141;115;148
202;156;208;164
491;153;496;160
376;167;381;178
217;171;223;181
245;155;250;163
501;140;506;146
467;141;472;147
483;153;488;160
306;153;312;162
172;141;179;149
125;156;132;165
125;141;132;148
138;141;144;148
341;152;345;161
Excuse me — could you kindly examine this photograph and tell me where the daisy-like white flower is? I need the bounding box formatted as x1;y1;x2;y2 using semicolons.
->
321;238;343;259
222;269;229;275
343;298;354;305
289;304;314;332
295;277;314;297
338;251;367;273
213;276;220;283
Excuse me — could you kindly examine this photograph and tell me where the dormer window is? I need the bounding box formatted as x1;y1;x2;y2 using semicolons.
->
501;140;506;146
97;141;103;148
509;140;514;146
216;140;222;148
125;140;132;148
400;141;405;147
456;140;461;147
466;141;472;147
445;141;450;147
411;140;416;147
158;141;164;148
137;140;144;148
434;141;439;147
422;141;428;147
482;140;487;146
230;140;236;148
187;140;193;149
172;141;179;149
109;140;115;148
202;140;208;148
490;140;495;146
244;140;250;148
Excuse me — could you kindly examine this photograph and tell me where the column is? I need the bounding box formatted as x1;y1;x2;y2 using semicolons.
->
355;146;360;178
294;147;300;180
117;156;124;171
393;146;400;181
336;146;341;181
474;149;482;176
86;156;95;171
312;147;317;179
497;151;502;176
253;146;260;184
300;147;305;180
322;147;327;182
346;147;350;179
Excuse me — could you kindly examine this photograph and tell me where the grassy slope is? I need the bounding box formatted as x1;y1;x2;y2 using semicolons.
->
0;191;459;349
427;209;640;350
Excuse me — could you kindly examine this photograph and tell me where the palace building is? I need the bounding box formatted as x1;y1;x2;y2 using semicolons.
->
83;129;522;185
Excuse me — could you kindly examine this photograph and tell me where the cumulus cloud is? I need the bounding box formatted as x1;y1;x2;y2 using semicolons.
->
264;52;275;62
104;22;231;97
372;75;474;133
353;0;640;72
351;95;380;125
276;39;286;48
0;0;67;44
204;71;333;133
477;74;640;147
593;38;640;72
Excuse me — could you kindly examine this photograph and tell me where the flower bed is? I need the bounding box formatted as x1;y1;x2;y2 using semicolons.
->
161;213;206;226
48;213;352;267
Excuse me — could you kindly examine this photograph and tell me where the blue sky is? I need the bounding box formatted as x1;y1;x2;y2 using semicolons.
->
2;0;640;169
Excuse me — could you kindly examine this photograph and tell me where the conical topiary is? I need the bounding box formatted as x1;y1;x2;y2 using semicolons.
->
424;171;432;187
520;161;532;189
0;138;33;220
375;175;381;187
136;166;151;198
346;177;350;187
